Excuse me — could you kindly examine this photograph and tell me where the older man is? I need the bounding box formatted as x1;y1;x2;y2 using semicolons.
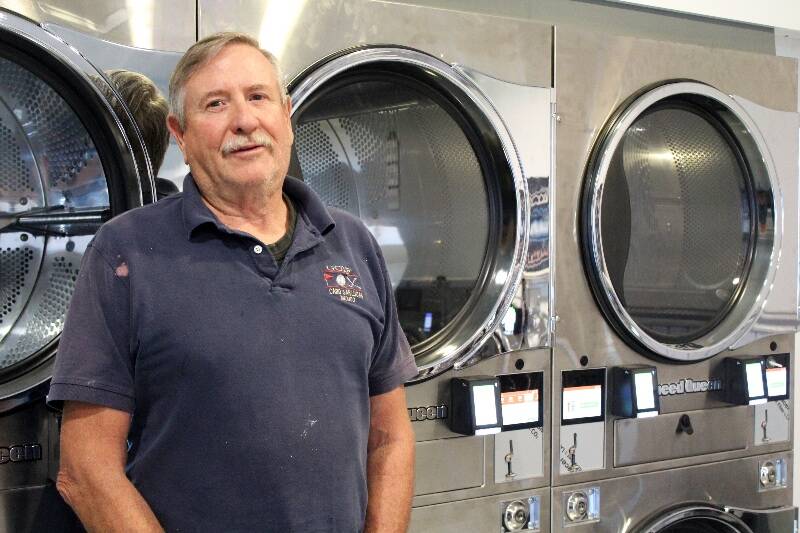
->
49;32;417;532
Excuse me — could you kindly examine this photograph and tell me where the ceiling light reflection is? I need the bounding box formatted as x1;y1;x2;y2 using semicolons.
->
126;0;154;49
258;1;308;58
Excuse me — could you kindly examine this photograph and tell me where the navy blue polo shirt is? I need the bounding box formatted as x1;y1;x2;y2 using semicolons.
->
48;174;418;532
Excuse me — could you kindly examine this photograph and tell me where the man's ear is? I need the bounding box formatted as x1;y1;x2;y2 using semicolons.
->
284;96;294;145
166;114;188;164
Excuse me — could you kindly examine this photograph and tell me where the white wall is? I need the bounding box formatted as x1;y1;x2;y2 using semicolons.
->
610;0;800;32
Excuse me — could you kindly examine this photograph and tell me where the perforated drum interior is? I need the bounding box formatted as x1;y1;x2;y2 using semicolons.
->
0;15;151;400
0;56;106;375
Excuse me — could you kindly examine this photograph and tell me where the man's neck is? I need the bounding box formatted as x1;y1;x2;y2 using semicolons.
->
199;178;290;245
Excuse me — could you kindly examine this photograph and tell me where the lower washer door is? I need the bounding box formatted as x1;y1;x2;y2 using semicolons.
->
0;11;153;406
638;505;755;533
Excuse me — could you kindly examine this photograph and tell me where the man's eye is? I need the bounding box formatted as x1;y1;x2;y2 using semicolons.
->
250;93;267;101
207;100;224;108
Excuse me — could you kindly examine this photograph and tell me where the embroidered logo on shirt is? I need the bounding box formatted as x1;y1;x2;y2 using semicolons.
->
323;265;364;303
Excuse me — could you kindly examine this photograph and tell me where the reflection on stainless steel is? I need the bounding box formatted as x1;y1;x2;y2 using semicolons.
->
296;79;488;344
257;0;308;58
0;0;196;51
291;48;529;380
38;24;188;185
585;82;785;361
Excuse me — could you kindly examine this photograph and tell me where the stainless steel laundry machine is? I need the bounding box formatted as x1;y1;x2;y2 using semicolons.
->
200;1;555;530
550;26;799;531
0;3;192;531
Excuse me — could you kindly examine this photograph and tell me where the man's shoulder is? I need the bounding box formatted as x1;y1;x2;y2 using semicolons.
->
326;207;373;239
92;192;184;253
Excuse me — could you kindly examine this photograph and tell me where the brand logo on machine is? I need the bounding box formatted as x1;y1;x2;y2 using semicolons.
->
0;443;42;465
658;377;722;396
323;265;363;303
408;404;448;422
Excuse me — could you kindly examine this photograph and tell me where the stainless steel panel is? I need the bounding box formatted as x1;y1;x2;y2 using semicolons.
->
0;484;77;533
552;24;797;485
455;69;552;178
408;348;550;506
0;400;49;490
727;97;800;348
198;0;552;88
614;408;749;467
0;0;196;51
415;438;484;496
551;453;794;532
410;487;550;533
390;0;776;55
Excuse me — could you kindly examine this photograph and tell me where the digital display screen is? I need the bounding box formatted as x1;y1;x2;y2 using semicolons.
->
423;312;433;333
745;361;765;398
766;367;788;397
472;384;498;426
563;385;603;420
634;371;655;410
502;307;517;336
501;389;539;425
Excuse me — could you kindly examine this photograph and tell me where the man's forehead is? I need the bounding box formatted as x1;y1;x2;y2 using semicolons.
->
187;45;281;93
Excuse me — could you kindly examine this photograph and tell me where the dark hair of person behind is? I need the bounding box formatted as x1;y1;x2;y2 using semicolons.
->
103;69;170;175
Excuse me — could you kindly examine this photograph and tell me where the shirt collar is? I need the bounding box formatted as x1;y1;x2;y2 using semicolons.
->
181;173;336;240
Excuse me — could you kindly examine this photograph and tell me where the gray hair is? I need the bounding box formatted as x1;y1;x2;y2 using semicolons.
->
168;32;287;129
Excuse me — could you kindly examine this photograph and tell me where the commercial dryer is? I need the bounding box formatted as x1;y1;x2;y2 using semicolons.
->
0;3;191;531
550;26;799;532
200;0;555;530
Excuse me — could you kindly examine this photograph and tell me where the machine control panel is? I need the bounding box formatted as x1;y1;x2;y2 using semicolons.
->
449;373;545;436
562;369;605;425
499;372;544;431
611;366;659;418
723;354;789;405
448;376;502;435
560;369;606;474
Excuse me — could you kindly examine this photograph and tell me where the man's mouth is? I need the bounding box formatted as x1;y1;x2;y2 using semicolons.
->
232;144;263;154
222;133;274;156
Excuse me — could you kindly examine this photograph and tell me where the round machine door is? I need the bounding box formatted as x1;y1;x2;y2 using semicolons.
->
637;505;754;533
290;48;528;381
0;11;154;404
582;82;779;362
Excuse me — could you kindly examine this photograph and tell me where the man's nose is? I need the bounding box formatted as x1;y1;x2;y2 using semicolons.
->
231;98;258;133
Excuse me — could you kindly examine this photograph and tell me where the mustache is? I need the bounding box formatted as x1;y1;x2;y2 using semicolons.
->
221;132;273;155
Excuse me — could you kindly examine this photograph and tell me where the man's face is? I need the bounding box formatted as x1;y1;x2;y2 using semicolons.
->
169;43;293;195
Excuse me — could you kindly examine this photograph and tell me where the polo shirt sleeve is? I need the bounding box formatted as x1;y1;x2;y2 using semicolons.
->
47;242;135;413
367;240;418;396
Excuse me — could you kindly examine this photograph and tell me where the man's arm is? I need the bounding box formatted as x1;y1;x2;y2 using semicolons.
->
364;385;415;533
57;401;163;532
